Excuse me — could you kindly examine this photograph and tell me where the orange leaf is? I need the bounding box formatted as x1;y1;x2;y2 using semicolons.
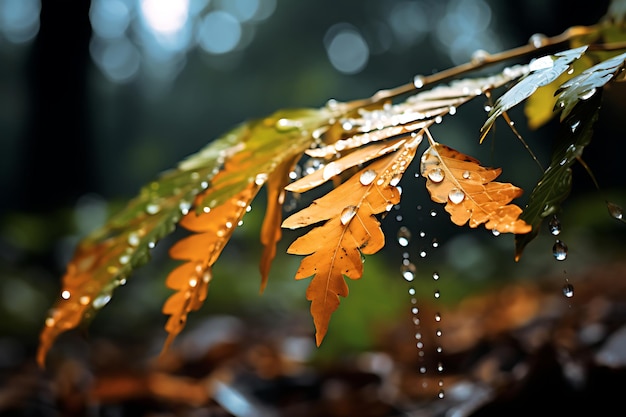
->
420;136;531;234
282;135;422;345
258;156;300;293
161;183;260;353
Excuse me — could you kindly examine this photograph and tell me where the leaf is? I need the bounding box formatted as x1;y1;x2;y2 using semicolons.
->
555;51;626;120
162;183;260;352
420;135;531;234
514;93;602;261
282;135;422;346
37;107;333;367
481;46;588;141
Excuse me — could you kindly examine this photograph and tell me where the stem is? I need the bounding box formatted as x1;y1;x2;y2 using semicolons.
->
346;25;598;111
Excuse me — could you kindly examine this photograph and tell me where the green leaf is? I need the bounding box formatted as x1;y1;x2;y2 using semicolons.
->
480;46;588;141
514;93;602;261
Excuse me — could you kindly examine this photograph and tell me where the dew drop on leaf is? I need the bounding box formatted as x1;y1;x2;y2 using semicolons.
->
563;283;574;298
255;173;268;185
462;170;471;179
427;168;444;183
448;188;465;204
553;240;568;261
93;293;112;309
340;205;357;225
397;226;411;247
549;215;561;236
322;162;341;181
146;203;160;215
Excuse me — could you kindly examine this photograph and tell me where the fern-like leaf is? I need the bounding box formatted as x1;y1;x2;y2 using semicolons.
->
282;135;422;345
420;133;531;234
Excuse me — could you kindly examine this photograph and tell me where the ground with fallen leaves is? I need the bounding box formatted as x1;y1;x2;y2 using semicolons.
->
2;259;626;417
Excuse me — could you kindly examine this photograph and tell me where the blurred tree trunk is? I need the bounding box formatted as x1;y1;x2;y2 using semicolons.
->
18;0;93;212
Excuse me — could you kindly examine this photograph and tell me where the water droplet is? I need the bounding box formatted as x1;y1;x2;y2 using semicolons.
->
179;201;191;215
275;118;301;131
492;229;501;237
61;290;71;300
411;307;419;315
553;240;568;261
529;55;554;71
437;362;444;371
434;290;440;299
430;210;437;217
563;283;574;298
432;272;439;281
129;237;144;253
119;254;130;265
448;188;465;204
580;87;596;100
419;250;427;258
79;295;91;305
413;74;425;89
255;173;268;185
462;170;471;179
431;238;439;248
93;293;112;309
189;278;198;288
570;120;581;133
427;168;445;183
397;226;411;247
435;312;441;322
322;162;341;181
471;49;490;65
528;33;548;48
146;203;160;214
419;366;426;374
435;329;442;337
359;169;377;185
549;215;561;236
438;389;445;399
448;106;457;115
340;205;358;225
401;262;416;281
389;174;402;187
607;201;624;221
415;332;422;340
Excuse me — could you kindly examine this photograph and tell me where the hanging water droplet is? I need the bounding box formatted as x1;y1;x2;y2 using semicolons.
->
179;201;191;215
431;238;439;248
430;210;437;217
359;169;377;185
401;262;416;282
553;240;568;261
322;162;341;181
432;271;439;281
563;283;574;298
419;250;427;258
408;287;416;296
492;229;501;237
448;106;457;115
61;290;71;300
437;362;444;371
413;74;425;89
435;312;441;322
397;226;411;247
607;201;624;221
128;232;140;247
411;307;419;315
549;215;561;236
435;329;442;337
415;332;422;340
340;205;357;225
448;188;465;204
427;168;444;183
434;290;440;299
438;389;445;399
